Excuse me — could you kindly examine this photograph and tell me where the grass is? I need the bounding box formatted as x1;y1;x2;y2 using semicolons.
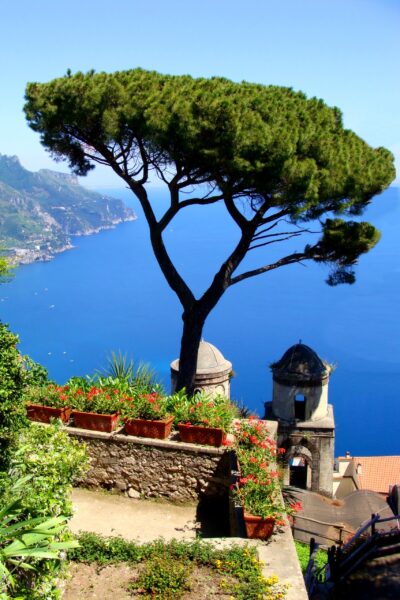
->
70;532;289;599
295;540;327;574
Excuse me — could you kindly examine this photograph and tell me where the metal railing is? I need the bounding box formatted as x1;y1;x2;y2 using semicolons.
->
292;513;354;546
304;513;400;596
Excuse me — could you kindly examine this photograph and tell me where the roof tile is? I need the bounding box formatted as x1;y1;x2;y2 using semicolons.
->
351;456;400;494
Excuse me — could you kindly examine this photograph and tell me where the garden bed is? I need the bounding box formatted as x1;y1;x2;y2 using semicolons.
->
63;562;237;599
65;533;289;600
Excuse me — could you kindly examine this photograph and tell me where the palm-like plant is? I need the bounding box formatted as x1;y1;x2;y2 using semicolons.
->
0;477;78;597
100;352;163;393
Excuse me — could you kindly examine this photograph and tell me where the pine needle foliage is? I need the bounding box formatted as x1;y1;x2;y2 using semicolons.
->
24;69;396;393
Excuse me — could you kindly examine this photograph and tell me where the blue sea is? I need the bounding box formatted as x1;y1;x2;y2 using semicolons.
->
1;186;399;457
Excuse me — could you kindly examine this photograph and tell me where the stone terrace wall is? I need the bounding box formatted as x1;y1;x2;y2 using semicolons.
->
67;428;231;503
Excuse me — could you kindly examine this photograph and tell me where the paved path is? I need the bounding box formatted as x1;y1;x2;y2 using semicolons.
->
70;488;198;542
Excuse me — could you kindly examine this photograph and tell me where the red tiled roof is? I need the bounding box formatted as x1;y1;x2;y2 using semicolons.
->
351;456;400;495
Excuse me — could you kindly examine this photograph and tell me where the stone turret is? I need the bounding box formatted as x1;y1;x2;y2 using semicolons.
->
271;343;332;423
267;342;335;496
170;341;232;398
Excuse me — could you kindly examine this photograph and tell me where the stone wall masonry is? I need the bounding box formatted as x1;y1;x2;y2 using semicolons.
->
67;427;231;503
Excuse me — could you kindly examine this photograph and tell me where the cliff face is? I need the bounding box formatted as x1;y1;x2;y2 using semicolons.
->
0;154;136;264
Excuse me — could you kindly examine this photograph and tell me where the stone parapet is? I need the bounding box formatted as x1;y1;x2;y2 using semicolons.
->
67;427;231;503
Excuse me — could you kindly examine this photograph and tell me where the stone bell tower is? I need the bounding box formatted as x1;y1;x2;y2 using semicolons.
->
266;343;335;496
170;340;232;398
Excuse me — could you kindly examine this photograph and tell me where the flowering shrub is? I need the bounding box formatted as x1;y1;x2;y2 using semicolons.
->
172;390;239;433
234;416;276;450
120;392;170;421
234;445;285;521
232;417;302;523
26;379;172;420
67;386;128;415
62;372;166;417
24;384;70;408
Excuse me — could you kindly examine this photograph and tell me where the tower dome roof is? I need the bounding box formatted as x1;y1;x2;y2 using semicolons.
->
271;343;331;385
196;341;230;373
170;341;232;375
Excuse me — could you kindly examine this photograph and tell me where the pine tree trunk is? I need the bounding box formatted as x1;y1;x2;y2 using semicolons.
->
175;307;206;395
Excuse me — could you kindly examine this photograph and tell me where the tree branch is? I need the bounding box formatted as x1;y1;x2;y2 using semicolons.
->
252;222;280;239
230;252;309;285
260;209;291;224
248;233;302;251
252;229;307;242
158;193;224;232
224;193;248;230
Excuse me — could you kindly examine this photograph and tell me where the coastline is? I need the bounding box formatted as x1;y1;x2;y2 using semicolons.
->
9;214;137;266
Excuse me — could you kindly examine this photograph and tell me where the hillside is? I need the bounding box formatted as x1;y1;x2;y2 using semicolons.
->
0;154;136;264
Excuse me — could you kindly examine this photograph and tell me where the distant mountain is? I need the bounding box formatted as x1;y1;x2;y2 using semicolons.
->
0;154;136;264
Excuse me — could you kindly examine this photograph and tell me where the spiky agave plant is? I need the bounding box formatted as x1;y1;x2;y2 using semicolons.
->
100;351;164;394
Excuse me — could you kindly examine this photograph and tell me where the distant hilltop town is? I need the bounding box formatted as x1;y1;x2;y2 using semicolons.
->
0;153;136;264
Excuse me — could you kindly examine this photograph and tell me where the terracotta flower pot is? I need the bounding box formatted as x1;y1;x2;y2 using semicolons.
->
72;410;119;432
178;423;226;447
243;512;275;540
124;416;174;439
26;404;71;424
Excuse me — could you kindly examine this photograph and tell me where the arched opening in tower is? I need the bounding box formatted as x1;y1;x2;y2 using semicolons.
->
289;455;309;489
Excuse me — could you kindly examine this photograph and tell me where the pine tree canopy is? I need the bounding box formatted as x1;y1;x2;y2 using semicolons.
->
24;68;396;392
25;70;394;217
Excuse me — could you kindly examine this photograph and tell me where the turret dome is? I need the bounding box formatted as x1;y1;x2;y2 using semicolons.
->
271;343;331;385
170;341;232;398
195;341;231;373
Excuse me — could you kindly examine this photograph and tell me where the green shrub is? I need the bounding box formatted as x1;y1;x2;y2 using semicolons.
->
0;424;88;598
0;322;28;469
22;356;51;387
3;422;88;518
70;531;146;564
132;555;192;599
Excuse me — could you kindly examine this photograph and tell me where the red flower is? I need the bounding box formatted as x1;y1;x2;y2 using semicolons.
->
290;501;303;513
222;439;233;446
278;447;286;454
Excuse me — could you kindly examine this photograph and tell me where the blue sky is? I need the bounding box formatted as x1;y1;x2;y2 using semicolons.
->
1;0;399;187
